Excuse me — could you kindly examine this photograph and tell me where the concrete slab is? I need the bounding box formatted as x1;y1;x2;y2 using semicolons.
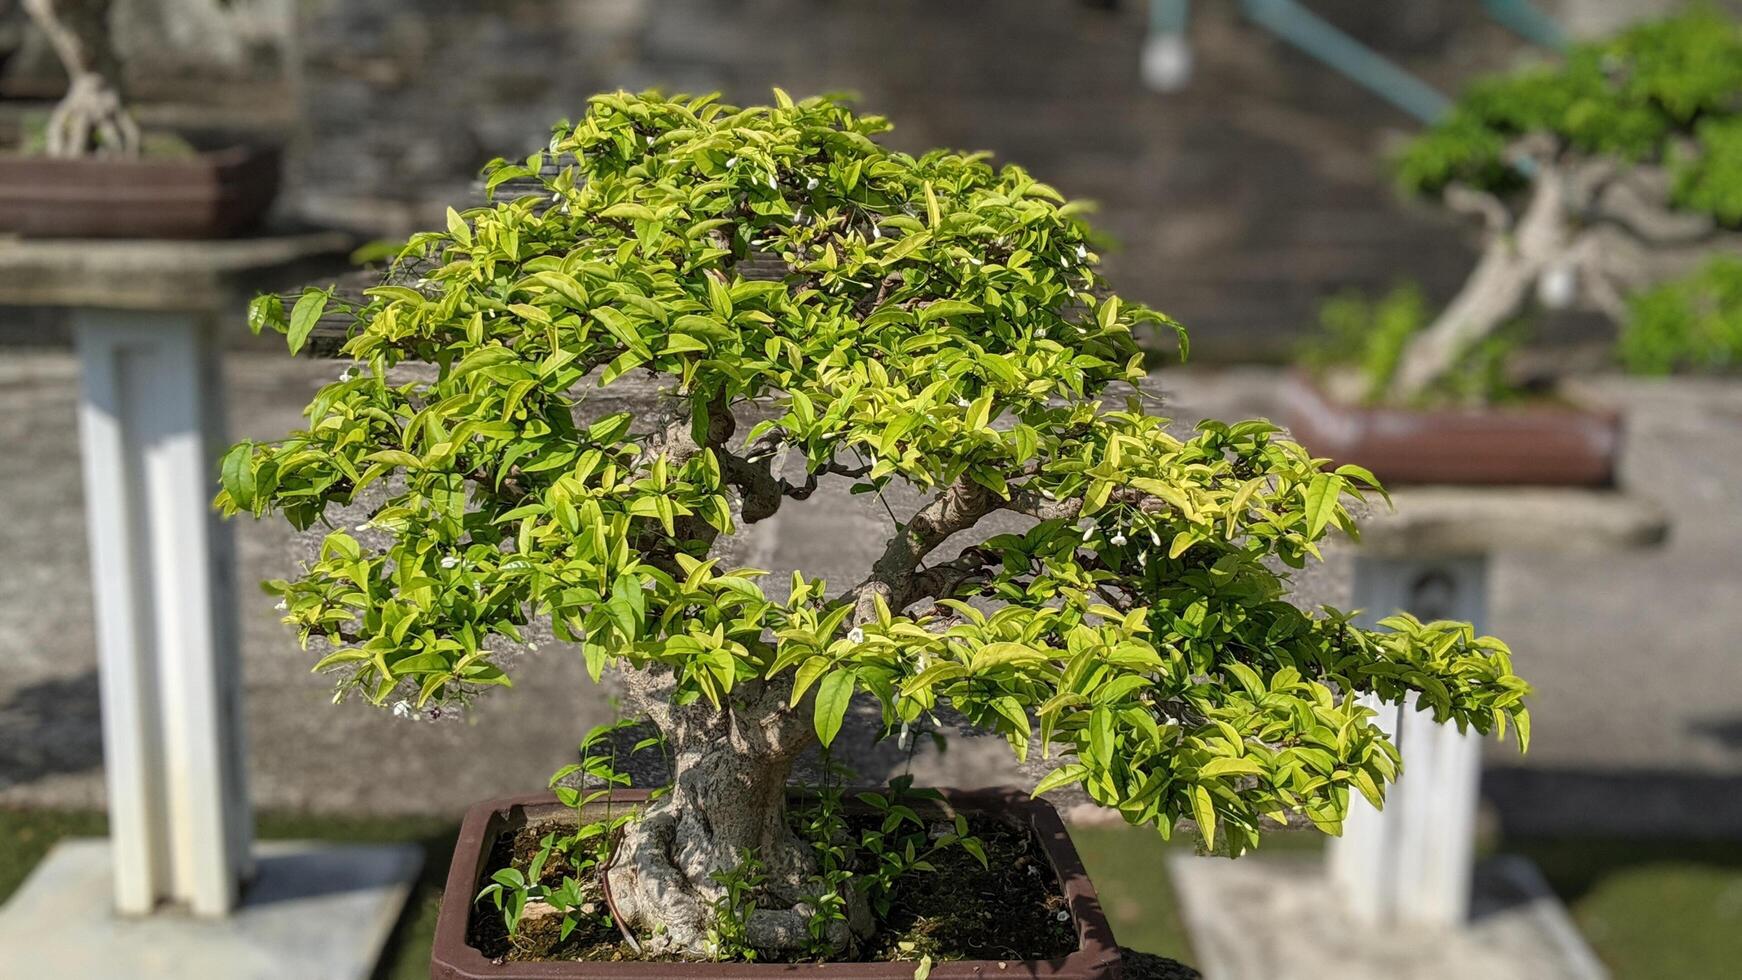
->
1168;852;1607;980
1354;487;1669;560
0;839;421;980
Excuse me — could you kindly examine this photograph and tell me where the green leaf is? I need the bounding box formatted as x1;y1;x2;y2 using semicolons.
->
219;442;256;510
1191;784;1217;851
1302;473;1345;538
1032;764;1088;797
286;289;330;355
1199;757;1265;779
813;668;856;747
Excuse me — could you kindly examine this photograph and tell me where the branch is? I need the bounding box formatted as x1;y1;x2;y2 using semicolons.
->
907;545;1003;604
844;475;1173;621
844;477;1001;623
1443;182;1513;236
718;447;816;523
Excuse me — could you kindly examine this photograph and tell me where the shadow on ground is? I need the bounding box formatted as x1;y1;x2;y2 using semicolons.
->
0;672;103;794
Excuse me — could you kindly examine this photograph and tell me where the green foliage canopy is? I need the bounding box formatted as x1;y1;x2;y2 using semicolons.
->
1397;7;1742;223
222;91;1528;854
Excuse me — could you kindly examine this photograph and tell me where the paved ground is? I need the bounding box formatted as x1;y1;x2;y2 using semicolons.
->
2;353;1740;836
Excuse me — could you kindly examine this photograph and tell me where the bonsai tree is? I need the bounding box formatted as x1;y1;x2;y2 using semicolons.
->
1387;7;1742;400
221;91;1529;958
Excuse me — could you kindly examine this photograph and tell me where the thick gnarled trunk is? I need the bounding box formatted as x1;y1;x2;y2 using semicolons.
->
607;666;863;956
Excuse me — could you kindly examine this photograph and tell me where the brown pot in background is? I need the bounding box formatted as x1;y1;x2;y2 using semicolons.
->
431;789;1125;980
0;142;280;239
1281;372;1621;487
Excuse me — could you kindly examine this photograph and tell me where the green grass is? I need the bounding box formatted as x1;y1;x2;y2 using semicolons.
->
7;808;1742;978
1508;837;1742;980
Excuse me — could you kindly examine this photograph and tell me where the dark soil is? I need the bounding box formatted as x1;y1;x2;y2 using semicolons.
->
466;810;1078;965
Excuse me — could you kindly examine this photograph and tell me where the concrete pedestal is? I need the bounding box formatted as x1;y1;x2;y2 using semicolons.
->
1170;852;1605;980
0;839;421;980
1170;486;1664;976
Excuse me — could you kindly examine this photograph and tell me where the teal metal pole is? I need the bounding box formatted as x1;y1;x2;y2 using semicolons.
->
1482;0;1569;50
1238;0;1452;123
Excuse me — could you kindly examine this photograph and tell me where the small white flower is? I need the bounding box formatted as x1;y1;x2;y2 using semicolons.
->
439;555;460;569
274;600;288;611
645;135;655;146
898;722;913;751
339;368;357;382
354;522;373;531
767;174;778;190
726;156;739;169
871;224;882;241
1138;552;1149;568
956;397;971;408
847;626;866;644
1082;524;1095;542
1075;243;1088;260
1150;528;1162;546
969;256;984;266
805;176;819;190
392;700;416;720
1041;488;1056;500
527;642;539;652
1056;910;1070;923
1110;532;1127;547
1036;327;1048;339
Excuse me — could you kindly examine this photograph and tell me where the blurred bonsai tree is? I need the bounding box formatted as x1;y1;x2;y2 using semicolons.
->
1389;6;1742;400
222;92;1529;958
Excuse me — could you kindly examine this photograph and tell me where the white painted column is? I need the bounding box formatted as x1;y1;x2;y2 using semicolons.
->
1329;555;1486;928
73;309;252;917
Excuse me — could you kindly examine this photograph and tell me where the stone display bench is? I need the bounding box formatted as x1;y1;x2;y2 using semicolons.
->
0;232;421;980
1170;485;1666;980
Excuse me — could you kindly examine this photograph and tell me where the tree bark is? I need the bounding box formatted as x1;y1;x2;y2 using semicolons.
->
1389;172;1568;401
607;665;864;956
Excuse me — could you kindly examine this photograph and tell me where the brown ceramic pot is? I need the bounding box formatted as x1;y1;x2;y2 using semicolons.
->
1281;372;1621;487
0;142;280;239
431;788;1124;980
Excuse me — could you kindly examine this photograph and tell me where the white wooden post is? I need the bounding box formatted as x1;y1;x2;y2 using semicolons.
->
73;309;252;917
1330;555;1487;928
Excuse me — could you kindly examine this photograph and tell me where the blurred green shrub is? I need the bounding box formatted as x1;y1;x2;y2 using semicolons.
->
1301;284;1523;406
1619;255;1742;374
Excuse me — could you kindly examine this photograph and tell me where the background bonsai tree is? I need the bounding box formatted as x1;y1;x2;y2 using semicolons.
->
221;91;1529;958
1388;7;1742;400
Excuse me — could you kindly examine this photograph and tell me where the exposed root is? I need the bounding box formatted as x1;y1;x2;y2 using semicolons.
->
43;73;141;158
